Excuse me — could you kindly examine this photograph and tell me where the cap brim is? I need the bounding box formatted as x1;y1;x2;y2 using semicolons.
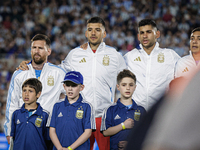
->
61;79;80;84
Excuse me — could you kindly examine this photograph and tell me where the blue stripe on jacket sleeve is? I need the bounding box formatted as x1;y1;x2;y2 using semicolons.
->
4;70;22;135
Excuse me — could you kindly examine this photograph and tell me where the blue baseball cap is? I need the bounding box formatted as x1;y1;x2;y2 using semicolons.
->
62;71;83;84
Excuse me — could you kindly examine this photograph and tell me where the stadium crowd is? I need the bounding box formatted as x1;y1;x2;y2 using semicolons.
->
0;0;200;133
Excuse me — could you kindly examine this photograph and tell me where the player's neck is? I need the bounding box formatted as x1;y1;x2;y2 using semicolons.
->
144;49;153;55
120;97;132;105
192;52;200;61
143;43;156;55
89;43;101;51
68;95;79;104
25;103;38;111
32;61;46;70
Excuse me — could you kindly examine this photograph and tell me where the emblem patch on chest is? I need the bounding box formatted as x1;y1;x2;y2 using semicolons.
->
103;55;110;66
134;110;141;121
35;117;42;127
47;75;54;86
157;53;164;63
76;106;83;119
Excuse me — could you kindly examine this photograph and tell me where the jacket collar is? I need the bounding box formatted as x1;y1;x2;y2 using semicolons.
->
138;42;160;54
87;42;105;53
189;51;193;58
28;62;49;76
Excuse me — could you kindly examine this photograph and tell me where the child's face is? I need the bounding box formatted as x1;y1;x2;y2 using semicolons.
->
117;77;136;99
22;85;41;105
63;81;84;101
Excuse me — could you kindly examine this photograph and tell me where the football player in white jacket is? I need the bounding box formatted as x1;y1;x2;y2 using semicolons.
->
60;16;126;150
124;19;180;111
17;17;126;150
175;27;200;78
4;34;66;145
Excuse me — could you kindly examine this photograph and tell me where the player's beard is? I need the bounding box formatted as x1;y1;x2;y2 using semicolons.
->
142;40;155;50
32;54;46;64
88;36;102;47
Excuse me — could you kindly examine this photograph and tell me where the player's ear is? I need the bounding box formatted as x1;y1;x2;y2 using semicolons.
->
85;31;88;38
133;84;137;91
47;48;51;56
116;84;120;91
156;30;160;39
36;91;41;99
137;33;141;42
103;30;106;38
80;84;84;91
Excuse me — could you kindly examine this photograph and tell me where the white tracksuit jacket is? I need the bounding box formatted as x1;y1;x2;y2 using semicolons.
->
175;51;200;78
4;62;66;136
124;42;180;110
60;42;127;118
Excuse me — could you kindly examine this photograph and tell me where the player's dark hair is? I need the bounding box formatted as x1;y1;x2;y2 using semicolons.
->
191;27;200;34
117;69;136;84
22;78;42;95
31;34;51;48
87;16;105;29
138;19;157;30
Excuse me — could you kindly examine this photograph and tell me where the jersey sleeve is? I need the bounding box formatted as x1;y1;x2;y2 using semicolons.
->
83;103;96;130
117;52;127;73
59;50;74;72
123;51;130;68
48;103;58;128
43;112;51;141
100;106;113;131
173;50;181;63
172;50;181;78
174;59;184;78
10;111;16;138
4;71;22;136
58;69;67;95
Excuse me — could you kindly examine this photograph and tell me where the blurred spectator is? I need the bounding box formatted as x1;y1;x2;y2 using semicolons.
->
178;18;190;32
162;8;173;22
2;16;11;29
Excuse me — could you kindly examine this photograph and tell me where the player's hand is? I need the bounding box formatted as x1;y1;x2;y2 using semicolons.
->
16;60;30;70
6;136;11;144
57;148;66;150
123;118;134;129
80;42;88;50
118;141;127;150
57;147;68;150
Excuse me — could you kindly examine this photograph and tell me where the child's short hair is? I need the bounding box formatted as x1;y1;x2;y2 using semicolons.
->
22;78;42;95
117;69;136;84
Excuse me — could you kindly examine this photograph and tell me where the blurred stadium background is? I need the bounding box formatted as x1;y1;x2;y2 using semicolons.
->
0;0;200;149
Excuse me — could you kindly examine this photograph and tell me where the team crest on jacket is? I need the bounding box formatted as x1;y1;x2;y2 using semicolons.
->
47;75;54;86
134;110;141;121
157;53;164;63
35;117;42;127
103;55;110;66
76;106;83;119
